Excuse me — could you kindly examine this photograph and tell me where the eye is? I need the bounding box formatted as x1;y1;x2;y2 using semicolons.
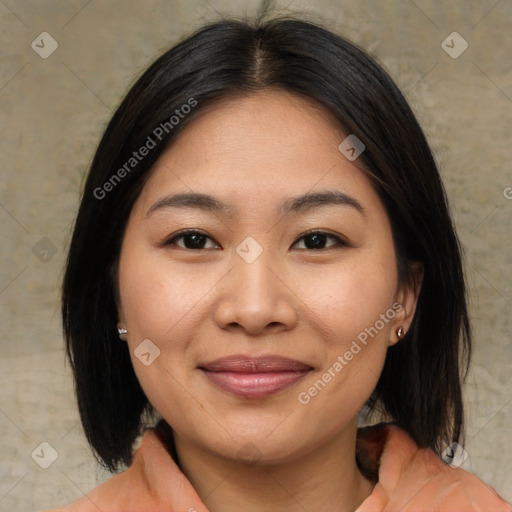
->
163;230;219;250
292;230;347;250
162;229;347;251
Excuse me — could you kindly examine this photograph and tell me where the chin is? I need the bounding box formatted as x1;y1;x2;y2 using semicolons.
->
191;419;329;467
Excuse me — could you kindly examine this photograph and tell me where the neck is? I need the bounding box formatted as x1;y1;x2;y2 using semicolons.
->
172;420;374;512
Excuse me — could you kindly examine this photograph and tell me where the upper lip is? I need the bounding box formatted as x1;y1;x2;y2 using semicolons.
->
199;355;313;373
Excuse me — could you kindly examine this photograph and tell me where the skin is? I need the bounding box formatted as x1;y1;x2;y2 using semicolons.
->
117;90;422;512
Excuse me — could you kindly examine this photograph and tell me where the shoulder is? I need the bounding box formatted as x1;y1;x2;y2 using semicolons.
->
356;423;511;511
34;427;204;512
33;430;161;512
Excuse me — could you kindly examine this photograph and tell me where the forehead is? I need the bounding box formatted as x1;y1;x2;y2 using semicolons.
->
132;90;384;220
166;90;345;168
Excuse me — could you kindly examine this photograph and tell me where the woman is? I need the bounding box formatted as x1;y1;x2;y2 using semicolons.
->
45;14;510;512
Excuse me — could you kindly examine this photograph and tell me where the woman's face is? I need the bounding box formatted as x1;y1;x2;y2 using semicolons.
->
117;90;417;464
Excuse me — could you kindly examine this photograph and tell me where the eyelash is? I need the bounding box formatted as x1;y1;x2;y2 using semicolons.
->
162;229;348;251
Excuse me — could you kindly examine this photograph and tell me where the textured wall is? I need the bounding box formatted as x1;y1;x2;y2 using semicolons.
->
0;1;511;510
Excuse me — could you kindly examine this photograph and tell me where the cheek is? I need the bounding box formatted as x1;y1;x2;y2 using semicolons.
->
294;270;394;430
294;250;397;345
118;247;204;419
118;246;213;341
292;248;397;407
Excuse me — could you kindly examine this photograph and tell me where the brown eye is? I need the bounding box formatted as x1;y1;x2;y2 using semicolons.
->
292;231;347;250
164;230;219;250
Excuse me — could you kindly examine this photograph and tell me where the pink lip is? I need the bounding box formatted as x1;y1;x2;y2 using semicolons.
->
199;356;313;398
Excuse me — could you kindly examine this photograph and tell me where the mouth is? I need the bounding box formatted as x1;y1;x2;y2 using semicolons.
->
198;355;313;398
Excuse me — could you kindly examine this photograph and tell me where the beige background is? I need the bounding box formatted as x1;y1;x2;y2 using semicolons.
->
0;0;511;510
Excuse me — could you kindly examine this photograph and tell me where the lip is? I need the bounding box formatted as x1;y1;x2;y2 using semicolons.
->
198;355;313;398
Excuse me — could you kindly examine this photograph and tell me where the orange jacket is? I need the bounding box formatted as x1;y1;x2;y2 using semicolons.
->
41;423;511;511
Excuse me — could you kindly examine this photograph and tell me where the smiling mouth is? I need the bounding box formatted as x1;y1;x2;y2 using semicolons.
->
198;355;313;398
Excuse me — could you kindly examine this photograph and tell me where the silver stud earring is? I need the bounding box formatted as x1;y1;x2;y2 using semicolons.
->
396;326;406;339
117;323;128;341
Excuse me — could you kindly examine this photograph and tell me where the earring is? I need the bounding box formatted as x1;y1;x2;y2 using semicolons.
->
117;323;128;341
396;326;406;339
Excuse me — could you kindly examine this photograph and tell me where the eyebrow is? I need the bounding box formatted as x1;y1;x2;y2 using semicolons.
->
145;190;366;218
279;190;365;216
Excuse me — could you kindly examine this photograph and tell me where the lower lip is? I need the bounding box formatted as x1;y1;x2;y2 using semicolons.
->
200;370;310;398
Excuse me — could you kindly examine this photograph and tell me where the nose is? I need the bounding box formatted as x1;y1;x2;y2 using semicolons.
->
213;249;299;336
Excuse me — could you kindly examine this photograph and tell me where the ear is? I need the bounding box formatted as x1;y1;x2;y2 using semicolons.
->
389;261;423;346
